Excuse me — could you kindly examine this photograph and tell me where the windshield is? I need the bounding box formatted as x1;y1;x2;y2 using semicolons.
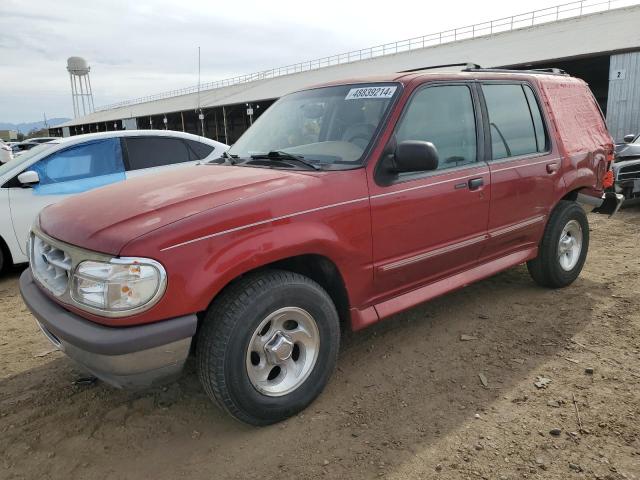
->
228;83;399;168
0;142;56;177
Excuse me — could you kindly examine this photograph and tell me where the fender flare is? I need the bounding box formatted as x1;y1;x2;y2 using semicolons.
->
192;220;366;313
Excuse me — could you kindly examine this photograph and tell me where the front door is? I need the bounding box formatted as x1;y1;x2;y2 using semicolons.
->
369;83;490;302
8;138;125;255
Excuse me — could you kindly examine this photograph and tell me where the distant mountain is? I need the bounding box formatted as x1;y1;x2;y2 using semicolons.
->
0;118;71;134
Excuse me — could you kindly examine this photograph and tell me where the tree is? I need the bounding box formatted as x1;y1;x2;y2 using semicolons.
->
26;128;50;139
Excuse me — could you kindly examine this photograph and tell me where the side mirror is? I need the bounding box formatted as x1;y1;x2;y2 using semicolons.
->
392;140;439;173
623;134;636;143
17;170;40;186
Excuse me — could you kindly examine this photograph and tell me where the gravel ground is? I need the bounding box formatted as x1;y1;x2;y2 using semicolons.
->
1;207;639;480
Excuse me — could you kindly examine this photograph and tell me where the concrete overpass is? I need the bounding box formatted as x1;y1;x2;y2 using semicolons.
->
53;0;640;142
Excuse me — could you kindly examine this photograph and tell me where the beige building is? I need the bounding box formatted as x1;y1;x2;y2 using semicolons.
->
0;130;18;142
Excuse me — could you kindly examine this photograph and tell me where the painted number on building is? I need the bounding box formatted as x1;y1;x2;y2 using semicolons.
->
611;69;626;80
345;86;397;100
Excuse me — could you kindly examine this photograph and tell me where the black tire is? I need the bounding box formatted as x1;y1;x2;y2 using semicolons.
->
527;200;589;288
196;269;340;425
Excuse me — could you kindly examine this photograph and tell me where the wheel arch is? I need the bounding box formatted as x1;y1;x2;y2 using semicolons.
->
0;234;14;271
552;185;598;210
200;253;352;332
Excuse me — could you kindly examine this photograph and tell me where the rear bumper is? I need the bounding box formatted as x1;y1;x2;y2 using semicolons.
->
19;269;197;389
576;191;624;217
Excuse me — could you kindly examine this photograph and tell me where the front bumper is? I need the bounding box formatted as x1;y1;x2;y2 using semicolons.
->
19;269;197;389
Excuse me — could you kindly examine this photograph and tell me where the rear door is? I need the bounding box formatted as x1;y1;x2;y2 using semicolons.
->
123;136;204;179
478;82;559;261
368;82;490;301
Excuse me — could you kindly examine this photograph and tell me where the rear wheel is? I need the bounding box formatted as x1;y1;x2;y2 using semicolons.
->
527;200;589;288
196;270;340;425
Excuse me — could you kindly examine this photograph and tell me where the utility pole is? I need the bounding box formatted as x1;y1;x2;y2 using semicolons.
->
197;46;205;137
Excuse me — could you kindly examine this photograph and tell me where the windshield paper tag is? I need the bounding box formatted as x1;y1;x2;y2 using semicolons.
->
345;86;397;100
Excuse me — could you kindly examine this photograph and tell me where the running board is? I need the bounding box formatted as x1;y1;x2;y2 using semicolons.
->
352;247;537;330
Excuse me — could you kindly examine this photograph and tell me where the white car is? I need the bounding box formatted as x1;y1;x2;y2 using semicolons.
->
0;130;228;269
12;140;50;158
0;141;13;164
27;137;59;144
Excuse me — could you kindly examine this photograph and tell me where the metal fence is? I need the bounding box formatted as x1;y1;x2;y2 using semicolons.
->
96;0;638;111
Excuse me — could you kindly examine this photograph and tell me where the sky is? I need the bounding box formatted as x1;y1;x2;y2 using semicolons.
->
0;0;569;123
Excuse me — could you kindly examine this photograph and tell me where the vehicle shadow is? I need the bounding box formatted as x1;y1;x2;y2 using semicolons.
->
0;264;604;480
0;263;27;279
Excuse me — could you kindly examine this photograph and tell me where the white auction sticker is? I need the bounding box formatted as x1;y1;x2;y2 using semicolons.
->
345;86;397;100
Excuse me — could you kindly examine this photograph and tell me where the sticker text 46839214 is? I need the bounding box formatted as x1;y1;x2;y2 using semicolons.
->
345;86;397;100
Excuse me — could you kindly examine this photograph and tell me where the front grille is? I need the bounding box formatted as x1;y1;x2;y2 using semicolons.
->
30;234;72;297
618;164;640;181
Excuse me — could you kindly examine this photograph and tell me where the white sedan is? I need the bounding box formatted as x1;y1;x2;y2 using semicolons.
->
0;141;13;164
0;130;228;269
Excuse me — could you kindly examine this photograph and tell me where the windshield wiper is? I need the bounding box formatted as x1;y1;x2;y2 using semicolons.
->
218;150;240;165
206;150;239;165
249;151;321;171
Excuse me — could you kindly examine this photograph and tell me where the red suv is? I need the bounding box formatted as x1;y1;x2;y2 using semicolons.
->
20;66;622;425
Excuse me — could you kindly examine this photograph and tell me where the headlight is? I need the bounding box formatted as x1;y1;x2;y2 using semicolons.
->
71;258;166;315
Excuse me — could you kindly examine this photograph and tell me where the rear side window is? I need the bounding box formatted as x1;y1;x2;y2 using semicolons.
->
483;84;548;160
185;139;215;160
395;85;477;170
124;137;191;170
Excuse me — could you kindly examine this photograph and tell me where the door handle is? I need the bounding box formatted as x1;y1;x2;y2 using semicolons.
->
546;162;559;173
468;178;484;190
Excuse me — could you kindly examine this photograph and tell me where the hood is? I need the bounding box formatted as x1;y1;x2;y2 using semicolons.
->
40;165;309;254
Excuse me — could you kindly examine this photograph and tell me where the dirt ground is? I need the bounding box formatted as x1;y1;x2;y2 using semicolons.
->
1;207;639;480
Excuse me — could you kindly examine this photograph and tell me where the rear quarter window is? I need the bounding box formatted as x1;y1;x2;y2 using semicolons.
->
185;139;215;160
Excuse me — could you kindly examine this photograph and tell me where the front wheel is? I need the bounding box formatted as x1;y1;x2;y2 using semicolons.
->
527;200;589;288
196;270;340;425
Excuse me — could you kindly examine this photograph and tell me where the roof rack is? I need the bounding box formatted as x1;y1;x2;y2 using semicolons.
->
398;62;482;73
463;66;569;76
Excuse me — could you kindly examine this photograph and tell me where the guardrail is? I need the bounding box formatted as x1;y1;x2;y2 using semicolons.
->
96;0;637;111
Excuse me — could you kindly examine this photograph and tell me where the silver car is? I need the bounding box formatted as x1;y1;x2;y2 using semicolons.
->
613;133;640;202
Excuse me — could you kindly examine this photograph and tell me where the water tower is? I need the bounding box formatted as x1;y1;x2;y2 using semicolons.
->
67;56;95;118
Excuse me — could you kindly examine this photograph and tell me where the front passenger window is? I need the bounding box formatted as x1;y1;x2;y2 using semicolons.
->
30;138;125;195
395;85;477;169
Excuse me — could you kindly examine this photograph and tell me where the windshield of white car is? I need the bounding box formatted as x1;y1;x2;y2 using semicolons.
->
227;83;400;169
0;142;56;176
